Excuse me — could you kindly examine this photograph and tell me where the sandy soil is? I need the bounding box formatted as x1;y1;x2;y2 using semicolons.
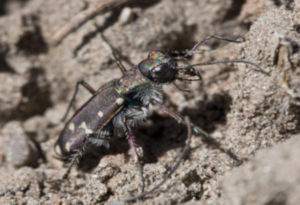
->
0;0;299;204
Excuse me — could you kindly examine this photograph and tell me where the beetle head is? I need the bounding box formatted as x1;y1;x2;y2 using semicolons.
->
138;50;201;83
138;51;177;83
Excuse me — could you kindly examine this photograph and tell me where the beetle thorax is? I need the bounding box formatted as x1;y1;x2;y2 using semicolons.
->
112;67;163;137
115;68;151;96
112;83;163;137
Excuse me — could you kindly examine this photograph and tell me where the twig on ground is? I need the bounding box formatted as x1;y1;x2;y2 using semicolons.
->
51;0;134;46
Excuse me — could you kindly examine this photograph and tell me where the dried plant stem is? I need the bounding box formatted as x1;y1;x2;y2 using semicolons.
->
51;0;134;46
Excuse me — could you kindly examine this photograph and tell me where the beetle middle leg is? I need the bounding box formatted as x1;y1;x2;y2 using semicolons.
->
62;80;96;122
116;116;193;203
122;117;145;193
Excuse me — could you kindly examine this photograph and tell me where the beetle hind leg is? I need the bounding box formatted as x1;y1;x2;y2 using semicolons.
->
48;132;111;184
62;80;96;122
48;140;88;184
95;26;128;75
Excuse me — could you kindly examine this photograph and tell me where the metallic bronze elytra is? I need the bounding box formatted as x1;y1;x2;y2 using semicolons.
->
55;80;123;156
51;32;267;202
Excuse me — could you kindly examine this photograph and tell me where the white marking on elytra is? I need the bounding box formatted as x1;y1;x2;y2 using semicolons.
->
68;123;75;131
55;144;62;155
116;98;124;105
98;110;104;118
65;142;71;152
79;122;93;134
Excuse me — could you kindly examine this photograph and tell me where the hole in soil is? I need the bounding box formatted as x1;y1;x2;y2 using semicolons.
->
16;25;48;55
13;67;52;120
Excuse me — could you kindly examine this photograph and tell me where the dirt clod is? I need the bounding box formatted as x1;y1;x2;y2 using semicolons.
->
1;121;40;167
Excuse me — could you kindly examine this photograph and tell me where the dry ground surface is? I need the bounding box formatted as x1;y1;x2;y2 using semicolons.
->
0;0;299;204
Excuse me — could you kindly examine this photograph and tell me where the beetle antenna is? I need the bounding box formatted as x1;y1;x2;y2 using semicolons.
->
173;35;246;60
184;60;269;75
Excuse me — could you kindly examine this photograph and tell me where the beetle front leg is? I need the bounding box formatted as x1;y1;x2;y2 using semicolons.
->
122;117;145;193
152;100;208;138
62;80;96;122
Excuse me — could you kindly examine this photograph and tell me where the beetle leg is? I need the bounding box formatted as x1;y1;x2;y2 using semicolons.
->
48;136;90;184
62;80;96;122
96;30;128;75
122;117;145;193
114;117;193;204
152;100;208;138
49;131;112;184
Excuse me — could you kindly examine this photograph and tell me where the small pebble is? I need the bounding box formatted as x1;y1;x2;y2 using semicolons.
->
119;7;134;25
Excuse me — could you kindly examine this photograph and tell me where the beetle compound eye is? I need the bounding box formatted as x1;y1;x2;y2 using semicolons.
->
151;63;177;83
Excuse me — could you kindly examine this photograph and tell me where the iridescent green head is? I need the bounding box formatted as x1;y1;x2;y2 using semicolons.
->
138;51;178;83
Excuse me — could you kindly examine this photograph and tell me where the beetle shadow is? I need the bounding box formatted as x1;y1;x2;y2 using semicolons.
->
135;92;241;165
77;138;130;172
76;92;241;173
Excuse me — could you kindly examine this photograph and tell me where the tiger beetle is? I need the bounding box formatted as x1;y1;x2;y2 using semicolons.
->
51;32;267;202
